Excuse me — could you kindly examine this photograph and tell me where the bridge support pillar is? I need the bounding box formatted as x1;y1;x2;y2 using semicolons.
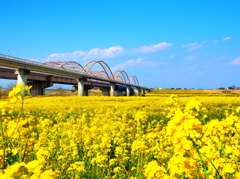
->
115;91;123;96
84;86;91;96
110;83;115;96
14;69;30;96
134;88;140;96
74;85;90;96
28;81;53;95
126;86;130;96
101;87;110;96
76;78;88;96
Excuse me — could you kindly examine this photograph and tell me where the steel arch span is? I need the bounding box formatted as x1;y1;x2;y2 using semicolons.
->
87;71;109;78
113;70;130;84
82;61;115;80
43;60;140;85
43;61;86;72
129;76;139;86
114;76;125;83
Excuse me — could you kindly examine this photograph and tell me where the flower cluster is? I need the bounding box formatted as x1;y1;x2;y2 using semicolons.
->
8;83;31;102
0;89;239;178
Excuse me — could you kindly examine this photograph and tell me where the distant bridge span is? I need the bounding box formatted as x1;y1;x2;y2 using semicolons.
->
0;53;149;96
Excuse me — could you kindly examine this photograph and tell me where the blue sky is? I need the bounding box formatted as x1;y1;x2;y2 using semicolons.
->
1;0;240;89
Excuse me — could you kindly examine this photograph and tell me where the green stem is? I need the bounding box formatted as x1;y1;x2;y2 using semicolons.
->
0;116;6;169
136;151;141;178
21;97;24;111
190;138;209;179
201;153;220;177
19;140;22;163
22;138;29;162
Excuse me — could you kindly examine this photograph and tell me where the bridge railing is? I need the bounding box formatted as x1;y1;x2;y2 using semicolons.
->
0;53;87;75
0;53;43;66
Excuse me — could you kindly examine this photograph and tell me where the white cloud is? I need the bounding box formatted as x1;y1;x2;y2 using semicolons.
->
230;56;240;65
44;51;87;62
131;42;172;53
213;56;225;60
212;37;231;44
112;58;163;71
185;54;198;60
222;36;231;41
44;42;172;62
84;46;124;59
44;46;124;62
181;42;202;51
208;56;225;64
169;54;177;59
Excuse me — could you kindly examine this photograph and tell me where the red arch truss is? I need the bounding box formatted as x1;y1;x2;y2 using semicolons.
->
87;71;109;78
113;70;130;84
114;76;125;83
129;76;139;86
82;61;115;80
43;61;85;72
43;60;140;85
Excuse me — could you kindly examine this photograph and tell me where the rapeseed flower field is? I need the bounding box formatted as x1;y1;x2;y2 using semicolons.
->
0;85;239;178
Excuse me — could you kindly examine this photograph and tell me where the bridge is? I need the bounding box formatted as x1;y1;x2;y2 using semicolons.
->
0;53;149;96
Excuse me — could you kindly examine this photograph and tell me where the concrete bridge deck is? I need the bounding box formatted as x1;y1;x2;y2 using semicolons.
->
0;53;149;96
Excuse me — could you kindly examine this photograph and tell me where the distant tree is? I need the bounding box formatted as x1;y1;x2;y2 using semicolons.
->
232;85;236;89
6;82;17;90
71;85;77;92
218;87;225;90
171;88;174;90
53;84;63;90
52;84;65;95
0;85;9;97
